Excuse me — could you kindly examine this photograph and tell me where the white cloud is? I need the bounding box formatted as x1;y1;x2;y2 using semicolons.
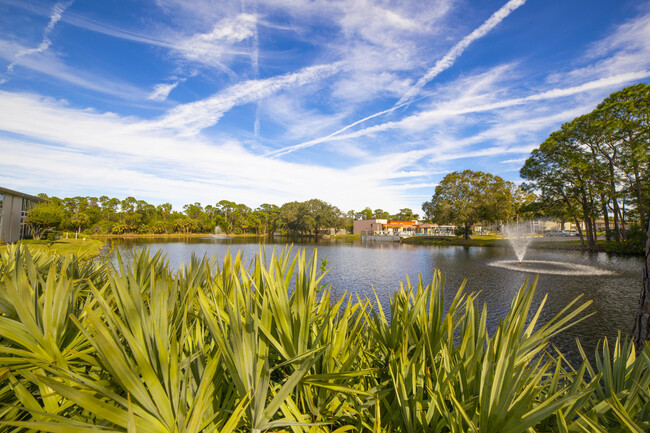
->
175;13;257;67
5;1;74;73
259;94;347;140
154;62;343;135
0;90;408;211
396;0;527;104
331;71;412;103
0;41;148;99
147;81;180;101
268;69;649;157
501;158;527;164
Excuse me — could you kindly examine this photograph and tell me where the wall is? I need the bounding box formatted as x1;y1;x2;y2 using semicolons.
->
0;193;23;243
353;219;388;235
0;189;42;243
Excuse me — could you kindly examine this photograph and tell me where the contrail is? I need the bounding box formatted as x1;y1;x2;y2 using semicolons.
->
6;1;75;73
264;96;427;158
267;0;527;158
297;70;650;145
396;0;527;105
242;0;261;136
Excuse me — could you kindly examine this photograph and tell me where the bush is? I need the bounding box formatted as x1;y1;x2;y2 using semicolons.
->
605;226;645;255
44;230;62;240
456;225;472;238
0;246;648;432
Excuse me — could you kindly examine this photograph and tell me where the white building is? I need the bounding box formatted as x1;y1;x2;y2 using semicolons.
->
0;186;44;243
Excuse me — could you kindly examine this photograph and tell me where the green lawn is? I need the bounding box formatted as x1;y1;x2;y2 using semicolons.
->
402;236;506;247
331;233;361;241
4;238;106;257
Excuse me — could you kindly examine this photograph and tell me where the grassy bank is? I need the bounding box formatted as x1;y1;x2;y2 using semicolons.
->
91;232;266;239
403;236;645;255
0;245;648;432
402;235;508;247
331;233;361;241
1;238;105;257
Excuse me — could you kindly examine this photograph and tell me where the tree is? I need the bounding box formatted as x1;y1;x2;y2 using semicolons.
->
422;170;514;240
521;83;649;251
26;202;65;240
373;209;391;219
391;208;419;221
257;204;280;234
356;207;373;220
279;201;305;238
217;200;236;233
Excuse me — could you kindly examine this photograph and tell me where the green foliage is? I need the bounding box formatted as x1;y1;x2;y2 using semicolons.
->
521;83;650;251
605;227;646;255
1;245;648;432
422;170;518;239
25;202;66;240
391;208;419;221
455;225;472;238
34;194;345;237
280;199;344;237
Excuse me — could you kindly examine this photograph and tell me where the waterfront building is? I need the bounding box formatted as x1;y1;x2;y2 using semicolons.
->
0;186;44;243
353;219;441;236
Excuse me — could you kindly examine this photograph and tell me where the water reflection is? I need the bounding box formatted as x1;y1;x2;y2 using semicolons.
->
109;237;642;365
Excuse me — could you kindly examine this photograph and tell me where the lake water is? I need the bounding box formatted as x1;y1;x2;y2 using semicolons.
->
109;237;643;364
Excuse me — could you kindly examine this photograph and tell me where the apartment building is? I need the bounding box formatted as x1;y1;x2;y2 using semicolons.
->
0;186;44;243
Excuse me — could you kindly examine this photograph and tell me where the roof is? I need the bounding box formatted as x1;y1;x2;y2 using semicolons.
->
418;223;438;228
0;186;45;202
385;220;418;228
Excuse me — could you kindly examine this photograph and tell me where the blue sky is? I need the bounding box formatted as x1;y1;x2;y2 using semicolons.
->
1;0;649;214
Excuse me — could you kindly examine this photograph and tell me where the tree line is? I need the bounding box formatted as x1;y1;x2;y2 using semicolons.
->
26;194;423;239
521;83;649;251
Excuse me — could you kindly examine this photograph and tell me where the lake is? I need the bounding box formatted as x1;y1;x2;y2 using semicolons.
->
109;236;643;364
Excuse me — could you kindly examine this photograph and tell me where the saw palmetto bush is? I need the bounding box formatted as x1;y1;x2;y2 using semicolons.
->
0;245;648;432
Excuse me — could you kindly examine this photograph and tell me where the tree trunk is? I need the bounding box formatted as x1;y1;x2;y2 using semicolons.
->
581;195;596;251
601;195;610;245
573;215;585;249
464;222;470;240
632;217;650;353
591;218;598;250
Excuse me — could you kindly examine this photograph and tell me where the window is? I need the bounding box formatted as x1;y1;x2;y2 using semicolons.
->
20;198;34;239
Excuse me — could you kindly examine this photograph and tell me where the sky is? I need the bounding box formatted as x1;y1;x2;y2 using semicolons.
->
1;0;649;214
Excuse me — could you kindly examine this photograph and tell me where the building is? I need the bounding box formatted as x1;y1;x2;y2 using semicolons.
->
0;187;44;243
353;219;444;236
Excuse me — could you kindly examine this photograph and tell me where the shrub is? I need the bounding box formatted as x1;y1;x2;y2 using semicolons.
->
0;246;648;432
605;226;645;255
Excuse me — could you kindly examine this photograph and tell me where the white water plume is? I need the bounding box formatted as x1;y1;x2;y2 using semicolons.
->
503;222;534;263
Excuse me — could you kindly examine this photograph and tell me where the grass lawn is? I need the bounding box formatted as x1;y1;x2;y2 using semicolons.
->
402;236;507;247
4;238;106;257
331;233;361;241
92;232;267;238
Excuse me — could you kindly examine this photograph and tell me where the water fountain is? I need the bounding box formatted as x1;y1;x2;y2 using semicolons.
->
503;223;533;264
488;222;615;276
213;225;228;238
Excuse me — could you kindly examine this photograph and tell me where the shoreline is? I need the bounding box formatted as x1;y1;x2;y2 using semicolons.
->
402;236;642;255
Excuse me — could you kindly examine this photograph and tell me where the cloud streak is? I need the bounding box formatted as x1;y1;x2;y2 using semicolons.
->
265;0;526;158
155;62;343;135
147;81;181;101
268;69;650;155
396;0;527;105
5;1;74;73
